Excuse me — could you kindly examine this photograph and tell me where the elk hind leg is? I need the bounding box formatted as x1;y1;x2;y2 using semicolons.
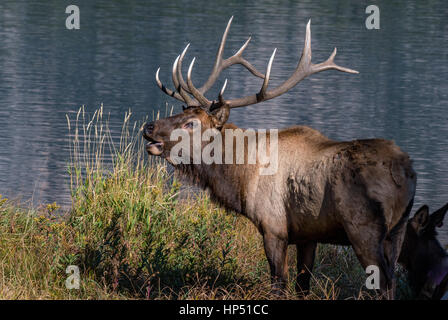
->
349;233;393;298
343;218;394;299
382;198;414;299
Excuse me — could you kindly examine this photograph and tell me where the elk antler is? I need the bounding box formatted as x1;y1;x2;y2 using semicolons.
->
156;17;358;111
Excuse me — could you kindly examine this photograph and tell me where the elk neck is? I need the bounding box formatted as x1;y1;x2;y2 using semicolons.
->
174;123;273;216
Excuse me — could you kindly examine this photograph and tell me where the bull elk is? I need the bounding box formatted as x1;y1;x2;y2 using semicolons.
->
143;17;417;299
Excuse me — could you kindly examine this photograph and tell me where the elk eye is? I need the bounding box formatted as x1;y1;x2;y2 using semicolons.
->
183;120;198;129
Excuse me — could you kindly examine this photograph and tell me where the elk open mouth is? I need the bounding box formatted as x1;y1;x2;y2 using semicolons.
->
145;138;164;156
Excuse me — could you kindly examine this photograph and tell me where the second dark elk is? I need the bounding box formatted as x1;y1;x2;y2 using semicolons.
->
143;17;417;299
399;203;448;300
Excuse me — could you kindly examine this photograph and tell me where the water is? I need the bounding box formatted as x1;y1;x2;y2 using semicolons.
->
0;0;447;244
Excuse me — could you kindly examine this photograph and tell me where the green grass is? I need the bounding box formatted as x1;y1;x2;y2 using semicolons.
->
0;106;412;300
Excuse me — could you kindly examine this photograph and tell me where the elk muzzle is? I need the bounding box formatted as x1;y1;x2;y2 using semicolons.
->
143;121;164;156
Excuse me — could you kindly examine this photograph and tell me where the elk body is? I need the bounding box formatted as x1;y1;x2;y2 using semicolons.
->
143;17;417;298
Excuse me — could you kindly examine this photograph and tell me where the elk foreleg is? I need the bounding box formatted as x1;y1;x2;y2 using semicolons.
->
296;241;317;295
263;233;288;296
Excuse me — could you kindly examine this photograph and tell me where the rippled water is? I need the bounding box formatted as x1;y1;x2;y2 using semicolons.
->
0;1;447;244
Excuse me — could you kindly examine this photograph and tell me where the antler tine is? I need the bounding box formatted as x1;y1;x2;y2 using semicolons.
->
259;48;277;98
172;55;196;105
224;19;359;109
197;16;233;94
216;16;233;68
155;67;186;103
218;79;228;104
198;16;265;95
176;44;192;94
225;37;266;79
187;57;213;107
299;19;312;70
311;47;359;74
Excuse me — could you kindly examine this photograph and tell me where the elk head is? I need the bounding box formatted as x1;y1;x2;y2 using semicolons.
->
399;203;448;297
143;17;358;164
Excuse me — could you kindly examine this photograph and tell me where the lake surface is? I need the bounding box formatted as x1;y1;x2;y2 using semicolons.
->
0;0;447;244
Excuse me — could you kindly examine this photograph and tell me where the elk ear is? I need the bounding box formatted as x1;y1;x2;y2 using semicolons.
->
430;203;448;228
411;205;430;234
211;105;230;130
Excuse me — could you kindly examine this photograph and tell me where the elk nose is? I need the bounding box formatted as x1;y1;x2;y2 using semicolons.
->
144;122;155;137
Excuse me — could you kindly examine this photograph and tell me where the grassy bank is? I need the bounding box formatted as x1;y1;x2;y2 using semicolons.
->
0;107;411;299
